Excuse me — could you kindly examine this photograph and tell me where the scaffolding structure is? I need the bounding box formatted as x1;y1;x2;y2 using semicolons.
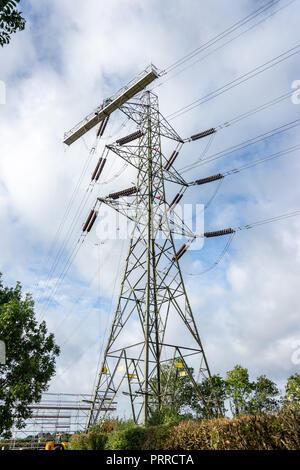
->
9;392;116;449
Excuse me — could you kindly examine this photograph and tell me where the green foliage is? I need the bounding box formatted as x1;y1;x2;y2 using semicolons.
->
147;409;181;426
0;0;26;47
225;365;253;416
70;434;89;451
164;408;300;450
283;373;300;407
70;432;108;450
0;274;60;438
110;418;136;431
142;424;173;450
149;362;192;416
225;366;280;416
150;362;217;420
89;419;116;434
195;374;227;418
74;408;300;450
87;432;108;450
247;375;280;415
105;425;147;450
72;420;146;451
148;362;282;420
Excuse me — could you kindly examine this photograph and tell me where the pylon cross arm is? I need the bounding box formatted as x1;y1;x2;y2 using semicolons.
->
107;143;187;186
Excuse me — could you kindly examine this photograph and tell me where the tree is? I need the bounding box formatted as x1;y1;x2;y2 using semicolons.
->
247;375;280;415
195;374;227;418
225;365;280;416
225;365;253;416
148;362;196;423
283;373;300;407
0;274;60;438
148;362;226;423
0;0;26;47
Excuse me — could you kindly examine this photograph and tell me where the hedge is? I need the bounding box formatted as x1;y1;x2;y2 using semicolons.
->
70;408;300;450
70;432;107;450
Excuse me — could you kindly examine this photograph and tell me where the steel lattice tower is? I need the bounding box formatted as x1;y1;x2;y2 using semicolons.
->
86;90;217;428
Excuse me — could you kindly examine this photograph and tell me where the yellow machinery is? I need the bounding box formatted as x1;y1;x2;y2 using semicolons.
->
45;441;71;451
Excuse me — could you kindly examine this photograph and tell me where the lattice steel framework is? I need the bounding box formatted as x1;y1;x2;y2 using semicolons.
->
9;393;114;449
87;91;217;429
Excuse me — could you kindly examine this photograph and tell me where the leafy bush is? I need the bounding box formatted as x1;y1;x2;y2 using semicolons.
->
70;408;300;450
70;432;107;450
142;425;173;450
70;433;89;450
167;409;300;450
105;425;147;450
87;432;108;450
147;409;181;426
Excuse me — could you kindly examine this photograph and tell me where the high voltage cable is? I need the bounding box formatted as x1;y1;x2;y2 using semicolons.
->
38;193;98;321
53;264;103;337
37;120;136;322
90;239;126;395
180;118;300;174
181;87;296;166
35;121;130;315
222;144;300;175
38;237;86;321
37;189;105;320
33;138;99;308
39;120;135;303
203;178;225;210
167;44;300;121
188;144;300;185
235;210;300;230
192;210;300;237
164;0;286;73
156;0;296;90
35;140;101;312
54;240;126;383
38;198;105;321
216;89;296;130
183;207;300;276
182;233;236;277
57;243;111;350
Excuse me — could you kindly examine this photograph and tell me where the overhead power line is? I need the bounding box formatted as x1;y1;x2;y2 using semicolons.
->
154;0;298;96
188;144;300;185
180;118;300;174
193;210;300;238
182;87;296;143
182;232;236;277
164;0;289;73
236;210;300;230
183;207;300;277
167;44;300;121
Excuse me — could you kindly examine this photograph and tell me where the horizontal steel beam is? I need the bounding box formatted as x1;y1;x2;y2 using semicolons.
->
63;67;159;145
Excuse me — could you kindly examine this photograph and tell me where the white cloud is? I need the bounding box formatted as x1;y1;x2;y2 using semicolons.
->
1;0;300;412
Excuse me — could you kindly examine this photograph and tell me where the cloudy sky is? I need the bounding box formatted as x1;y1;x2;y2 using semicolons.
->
1;0;300;410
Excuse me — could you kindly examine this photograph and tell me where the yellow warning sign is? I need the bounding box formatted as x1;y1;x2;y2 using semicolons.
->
102;366;108;374
175;362;183;368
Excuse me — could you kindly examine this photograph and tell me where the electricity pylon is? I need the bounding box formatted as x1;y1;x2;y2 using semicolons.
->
86;90;217;429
